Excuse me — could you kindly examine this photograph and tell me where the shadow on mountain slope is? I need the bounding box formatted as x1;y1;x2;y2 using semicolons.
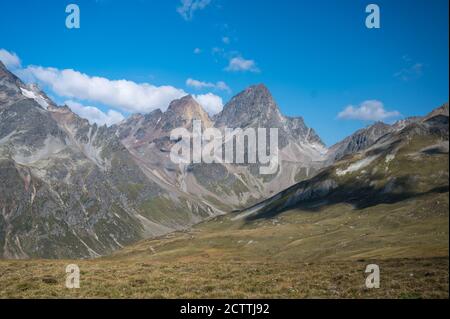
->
240;113;449;221
244;182;449;221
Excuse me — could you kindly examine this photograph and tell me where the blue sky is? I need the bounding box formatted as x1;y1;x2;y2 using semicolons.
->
0;0;448;145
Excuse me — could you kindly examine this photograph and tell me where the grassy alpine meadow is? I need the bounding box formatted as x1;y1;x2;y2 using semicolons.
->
0;191;448;299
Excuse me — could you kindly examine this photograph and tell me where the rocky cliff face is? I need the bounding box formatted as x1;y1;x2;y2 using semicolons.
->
327;122;394;162
0;63;217;259
113;84;328;211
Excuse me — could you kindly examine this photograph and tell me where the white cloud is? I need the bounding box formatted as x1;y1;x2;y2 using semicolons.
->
22;66;187;113
12;51;224;116
65;100;125;126
177;0;211;21
225;56;259;73
193;48;202;54
338;100;401;121
215;81;230;92
194;93;223;115
186;78;214;89
186;78;230;92
222;37;230;44
0;49;21;69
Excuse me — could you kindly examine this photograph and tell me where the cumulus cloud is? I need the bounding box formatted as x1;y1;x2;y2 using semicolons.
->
225;56;259;73
338;100;401;121
186;78;230;92
0;49;21;69
194;93;223;115
9;50;224;117
177;0;211;21
22;66;188;113
65;100;125;126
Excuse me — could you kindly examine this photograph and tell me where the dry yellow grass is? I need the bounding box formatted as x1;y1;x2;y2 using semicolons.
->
0;258;447;298
0;192;448;298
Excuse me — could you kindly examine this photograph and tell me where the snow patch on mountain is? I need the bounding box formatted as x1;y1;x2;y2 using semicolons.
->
336;155;379;176
20;87;49;109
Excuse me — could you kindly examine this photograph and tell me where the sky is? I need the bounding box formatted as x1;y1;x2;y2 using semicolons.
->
0;0;448;145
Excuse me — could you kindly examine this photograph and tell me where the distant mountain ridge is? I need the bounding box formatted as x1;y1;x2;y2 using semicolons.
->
326;107;448;163
0;60;448;259
234;103;449;220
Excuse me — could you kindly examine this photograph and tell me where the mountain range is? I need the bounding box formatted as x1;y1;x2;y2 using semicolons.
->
0;60;448;259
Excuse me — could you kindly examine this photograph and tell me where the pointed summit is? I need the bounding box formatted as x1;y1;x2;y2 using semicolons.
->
0;59;21;82
247;83;270;94
214;84;324;148
167;95;201;113
161;95;212;131
0;60;27;106
179;94;197;103
167;95;210;119
425;102;449;120
327;121;394;162
215;83;282;128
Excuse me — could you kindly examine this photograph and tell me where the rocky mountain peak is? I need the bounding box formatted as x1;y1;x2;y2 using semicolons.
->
164;95;212;129
327;121;394;162
0;62;54;110
0;61;25;105
425;103;449;119
213;84;324;150
0;61;22;84
167;95;201;113
245;83;271;97
48;103;91;130
214;83;282;128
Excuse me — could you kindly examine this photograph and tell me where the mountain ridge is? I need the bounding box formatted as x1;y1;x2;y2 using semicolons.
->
1;60;448;259
113;83;329;212
0;64;219;259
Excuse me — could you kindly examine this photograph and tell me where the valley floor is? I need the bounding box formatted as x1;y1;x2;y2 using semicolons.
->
0;192;448;298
